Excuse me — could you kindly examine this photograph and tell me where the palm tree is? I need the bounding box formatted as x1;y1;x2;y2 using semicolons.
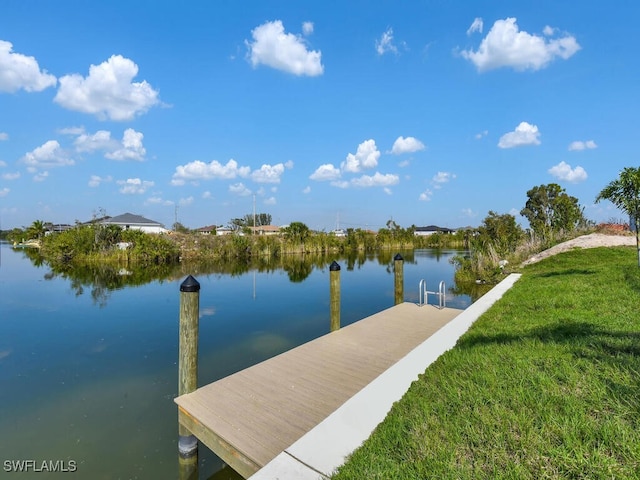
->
26;220;46;241
595;167;640;267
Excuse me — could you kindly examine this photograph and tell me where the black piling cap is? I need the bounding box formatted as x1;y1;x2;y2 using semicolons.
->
180;275;201;292
394;253;404;261
329;260;341;271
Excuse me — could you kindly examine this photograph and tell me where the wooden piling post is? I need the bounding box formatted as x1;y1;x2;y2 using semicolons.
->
178;275;200;477
329;261;341;332
394;253;404;305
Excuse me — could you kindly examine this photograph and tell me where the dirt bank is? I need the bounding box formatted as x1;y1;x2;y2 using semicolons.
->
521;233;636;266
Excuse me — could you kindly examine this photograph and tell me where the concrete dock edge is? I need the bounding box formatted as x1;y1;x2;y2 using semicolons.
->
250;273;522;479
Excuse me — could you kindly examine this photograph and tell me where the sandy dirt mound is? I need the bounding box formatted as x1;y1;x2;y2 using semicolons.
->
521;233;636;266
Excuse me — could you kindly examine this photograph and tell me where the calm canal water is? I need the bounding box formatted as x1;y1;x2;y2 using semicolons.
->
0;242;472;479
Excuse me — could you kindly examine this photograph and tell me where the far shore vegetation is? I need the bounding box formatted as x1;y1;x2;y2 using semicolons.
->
2;173;638;286
2;218;468;265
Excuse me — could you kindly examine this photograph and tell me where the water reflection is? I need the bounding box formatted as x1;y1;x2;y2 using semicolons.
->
0;244;473;479
13;247;491;308
282;259;313;282
19;248;444;307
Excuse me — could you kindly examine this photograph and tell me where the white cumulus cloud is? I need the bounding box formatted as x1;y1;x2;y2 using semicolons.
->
498;122;541;148
74;130;114;152
310;163;341;181
251;163;286;183
105;129;146;161
171;159;250;185
54;55;160;121
74;128;146;161
0;40;56;93
117;178;154;194
461;18;580;72
351;172;399;188
341;139;380;173
432;171;456;187
21;140;74;169
391;136;426;154
0;132;8;141
311;139;401;190
548;161;587;183
0;187;9;197
568;140;597;151
246;20;324;76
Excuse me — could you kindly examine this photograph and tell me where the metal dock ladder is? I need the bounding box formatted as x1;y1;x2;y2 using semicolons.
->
418;279;446;309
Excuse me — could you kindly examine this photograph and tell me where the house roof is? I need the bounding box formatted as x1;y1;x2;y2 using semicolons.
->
249;225;280;232
196;225;218;232
415;225;454;232
102;212;163;226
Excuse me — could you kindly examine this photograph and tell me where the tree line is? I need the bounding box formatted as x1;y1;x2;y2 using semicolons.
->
454;168;640;282
4;167;639;275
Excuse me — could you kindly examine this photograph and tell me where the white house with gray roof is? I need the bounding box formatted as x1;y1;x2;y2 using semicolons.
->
100;213;168;234
414;225;455;236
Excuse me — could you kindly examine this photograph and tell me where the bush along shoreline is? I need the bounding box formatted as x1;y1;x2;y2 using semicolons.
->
6;218;624;289
12;223;470;270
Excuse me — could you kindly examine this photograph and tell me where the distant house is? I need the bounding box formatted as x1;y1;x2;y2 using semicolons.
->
196;225;218;235
215;226;234;236
414;225;455;236
44;223;73;235
248;225;281;235
100;213;167;234
331;228;347;237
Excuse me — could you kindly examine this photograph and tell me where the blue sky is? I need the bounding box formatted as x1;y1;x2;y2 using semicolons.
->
1;1;638;231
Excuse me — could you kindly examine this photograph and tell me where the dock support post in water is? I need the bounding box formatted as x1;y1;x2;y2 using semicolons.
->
330;261;341;331
394;253;404;305
178;275;200;479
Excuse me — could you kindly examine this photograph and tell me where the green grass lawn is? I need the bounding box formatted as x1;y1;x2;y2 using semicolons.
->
332;246;640;479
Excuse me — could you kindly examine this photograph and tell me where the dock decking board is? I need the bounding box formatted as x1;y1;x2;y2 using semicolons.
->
175;302;462;478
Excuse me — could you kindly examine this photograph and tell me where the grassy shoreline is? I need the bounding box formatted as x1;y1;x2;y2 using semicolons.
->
20;225;468;268
332;246;640;479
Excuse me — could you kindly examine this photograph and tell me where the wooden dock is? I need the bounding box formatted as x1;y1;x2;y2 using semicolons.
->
175;302;462;478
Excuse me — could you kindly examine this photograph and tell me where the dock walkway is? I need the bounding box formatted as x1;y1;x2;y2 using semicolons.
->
175;302;462;478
